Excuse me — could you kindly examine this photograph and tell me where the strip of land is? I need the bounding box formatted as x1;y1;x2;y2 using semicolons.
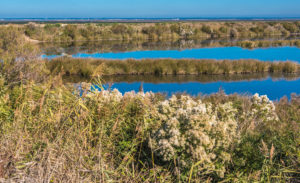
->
47;57;300;77
1;21;300;42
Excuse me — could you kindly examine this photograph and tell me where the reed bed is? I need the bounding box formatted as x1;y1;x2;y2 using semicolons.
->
3;21;300;42
47;57;300;77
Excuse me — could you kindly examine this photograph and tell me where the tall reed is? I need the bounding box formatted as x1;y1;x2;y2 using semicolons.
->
0;73;299;182
47;57;300;77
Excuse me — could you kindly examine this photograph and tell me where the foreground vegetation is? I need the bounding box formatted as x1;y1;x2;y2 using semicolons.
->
48;57;300;77
0;68;299;182
0;22;299;182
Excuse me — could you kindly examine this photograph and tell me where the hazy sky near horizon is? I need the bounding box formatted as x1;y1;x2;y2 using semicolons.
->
0;0;300;18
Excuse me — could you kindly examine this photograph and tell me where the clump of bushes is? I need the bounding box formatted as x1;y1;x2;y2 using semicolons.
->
111;24;134;36
24;23;39;37
201;25;213;34
149;95;238;179
282;22;299;33
149;93;282;181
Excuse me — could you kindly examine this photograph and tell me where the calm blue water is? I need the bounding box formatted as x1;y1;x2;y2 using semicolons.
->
94;77;300;100
44;46;300;62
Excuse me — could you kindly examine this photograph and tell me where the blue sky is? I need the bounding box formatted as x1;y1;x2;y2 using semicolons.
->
0;0;300;18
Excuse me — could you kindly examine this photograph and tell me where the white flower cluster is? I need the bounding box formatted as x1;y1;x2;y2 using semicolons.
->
149;95;238;177
86;89;123;105
86;89;156;108
243;93;278;126
123;91;155;100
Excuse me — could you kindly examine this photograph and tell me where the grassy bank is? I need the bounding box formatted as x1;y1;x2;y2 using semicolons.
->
47;57;300;77
2;21;300;42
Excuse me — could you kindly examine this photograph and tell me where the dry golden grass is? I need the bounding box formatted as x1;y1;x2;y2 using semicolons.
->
46;57;300;78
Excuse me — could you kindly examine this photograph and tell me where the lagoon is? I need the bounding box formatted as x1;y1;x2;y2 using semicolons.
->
87;75;300;100
73;46;300;62
41;36;300;62
46;38;300;99
43;46;300;62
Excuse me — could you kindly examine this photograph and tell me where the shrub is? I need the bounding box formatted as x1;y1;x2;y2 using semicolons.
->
44;24;60;30
149;95;239;180
239;94;278;131
201;25;212;34
230;28;238;37
111;24;129;34
63;25;78;40
250;26;264;34
219;26;228;34
282;22;298;33
170;23;180;34
24;23;38;37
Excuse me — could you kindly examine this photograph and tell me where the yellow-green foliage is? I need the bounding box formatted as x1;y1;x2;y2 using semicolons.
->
2;21;300;42
0;76;299;182
47;57;300;77
0;22;299;182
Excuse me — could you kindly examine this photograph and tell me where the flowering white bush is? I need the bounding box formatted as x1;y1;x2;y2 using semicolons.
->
241;93;278;130
87;89;123;104
87;88;156;103
84;88;279;179
149;95;238;178
86;89;156;116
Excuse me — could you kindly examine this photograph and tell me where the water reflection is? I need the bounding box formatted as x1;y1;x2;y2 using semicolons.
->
66;74;300;100
41;36;300;56
66;46;300;61
64;73;300;83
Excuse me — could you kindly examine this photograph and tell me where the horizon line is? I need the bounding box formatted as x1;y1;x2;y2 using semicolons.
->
1;16;300;19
